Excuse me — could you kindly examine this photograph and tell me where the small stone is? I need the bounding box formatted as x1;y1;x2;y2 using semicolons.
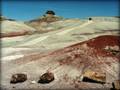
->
10;73;27;84
89;18;92;21
31;80;36;84
38;72;54;84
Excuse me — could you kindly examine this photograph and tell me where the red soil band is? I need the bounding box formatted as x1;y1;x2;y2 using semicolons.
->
0;31;29;38
86;35;120;49
50;35;120;58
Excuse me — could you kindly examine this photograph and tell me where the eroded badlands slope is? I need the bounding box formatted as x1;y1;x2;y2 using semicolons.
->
1;17;120;89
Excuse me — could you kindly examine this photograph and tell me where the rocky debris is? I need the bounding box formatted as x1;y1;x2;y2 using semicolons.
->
10;73;27;84
112;80;120;90
108;49;120;56
42;16;59;23
27;10;61;29
104;46;120;56
38;72;54;84
25;10;64;33
104;46;120;51
81;70;106;84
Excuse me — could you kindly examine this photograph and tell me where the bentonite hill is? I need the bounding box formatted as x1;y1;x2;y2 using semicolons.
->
0;12;120;90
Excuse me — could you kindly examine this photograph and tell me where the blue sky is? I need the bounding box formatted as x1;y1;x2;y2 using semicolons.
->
1;0;119;21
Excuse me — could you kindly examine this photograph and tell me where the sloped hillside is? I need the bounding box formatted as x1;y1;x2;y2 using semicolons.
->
2;17;119;48
25;11;62;32
0;18;36;37
1;16;120;90
1;35;120;89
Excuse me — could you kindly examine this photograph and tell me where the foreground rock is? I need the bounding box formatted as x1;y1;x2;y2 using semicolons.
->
112;80;120;90
10;73;27;84
38;72;54;84
81;70;106;84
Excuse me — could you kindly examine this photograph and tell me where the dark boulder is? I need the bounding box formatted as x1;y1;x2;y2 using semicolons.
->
10;73;27;84
89;18;92;21
46;10;55;15
38;72;54;84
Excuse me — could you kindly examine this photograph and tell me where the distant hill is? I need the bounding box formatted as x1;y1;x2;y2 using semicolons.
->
0;15;15;21
1;16;119;48
25;10;63;32
25;15;62;33
0;16;36;37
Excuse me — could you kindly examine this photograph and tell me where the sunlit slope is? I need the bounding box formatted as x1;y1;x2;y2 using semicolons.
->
1;35;120;89
2;17;119;49
1;17;120;89
1;20;36;37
